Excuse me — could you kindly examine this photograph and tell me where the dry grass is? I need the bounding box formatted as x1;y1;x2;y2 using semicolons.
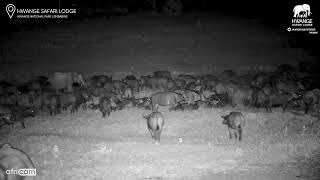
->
1;107;319;179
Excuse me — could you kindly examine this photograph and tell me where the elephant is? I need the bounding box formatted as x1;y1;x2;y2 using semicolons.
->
293;4;311;18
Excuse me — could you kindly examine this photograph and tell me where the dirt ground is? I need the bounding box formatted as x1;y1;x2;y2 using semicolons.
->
0;13;319;179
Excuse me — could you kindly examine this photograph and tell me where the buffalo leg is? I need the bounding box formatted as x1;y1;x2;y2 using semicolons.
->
305;103;310;114
155;130;161;145
149;128;155;143
228;126;232;139
282;103;287;113
21;120;26;129
233;129;238;140
155;130;159;144
238;126;242;141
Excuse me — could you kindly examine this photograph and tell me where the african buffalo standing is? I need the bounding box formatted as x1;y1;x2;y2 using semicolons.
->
151;92;183;111
221;112;245;141
231;86;254;107
153;71;172;79
302;88;320;114
149;77;169;91
267;92;301;112
144;112;165;145
48;72;86;92
183;90;201;105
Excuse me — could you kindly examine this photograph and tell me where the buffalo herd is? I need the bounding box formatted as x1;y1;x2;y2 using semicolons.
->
0;63;320;142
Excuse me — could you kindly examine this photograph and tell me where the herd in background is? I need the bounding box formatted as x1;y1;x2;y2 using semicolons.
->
0;63;320;137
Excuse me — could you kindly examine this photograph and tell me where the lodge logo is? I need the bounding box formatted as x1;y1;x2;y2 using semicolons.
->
287;4;317;34
5;3;76;19
293;4;311;18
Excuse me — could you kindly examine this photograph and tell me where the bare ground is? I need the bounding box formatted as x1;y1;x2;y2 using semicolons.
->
1;107;319;179
0;13;319;179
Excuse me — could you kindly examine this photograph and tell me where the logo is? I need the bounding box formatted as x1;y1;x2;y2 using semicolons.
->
5;168;37;176
5;3;76;19
6;4;16;18
293;4;311;18
287;4;317;34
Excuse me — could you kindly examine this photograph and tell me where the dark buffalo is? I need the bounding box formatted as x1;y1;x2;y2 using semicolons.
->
0;94;17;105
112;80;126;93
232;74;252;85
171;102;199;111
59;93;77;113
123;87;133;99
231;86;253;107
9;106;36;129
0;105;35;129
16;93;32;107
149;77;169;91
206;79;220;90
103;82;114;92
73;90;91;111
210;93;230;107
167;80;177;91
221;112;245;141
140;75;151;86
40;93;61;116
183;90;201;105
218;69;237;82
99;97;111;118
48;72;86;92
0;81;18;95
17;84;31;94
200;74;218;82
177;74;196;85
302;89;320;114
144;112;164;145
88;75;112;87
0;105;12;129
215;82;238;100
126;79;141;91
120;99;137;109
201;89;215;101
153;71;172;79
125;75;136;81
174;79;186;89
267;92;301;112
252;89;266;108
275;81;304;94
151;92;183;111
186;82;196;90
251;73;270;88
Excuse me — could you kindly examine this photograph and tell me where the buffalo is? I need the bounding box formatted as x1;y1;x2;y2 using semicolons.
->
151;92;183;111
144;112;165;145
221;112;246;141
